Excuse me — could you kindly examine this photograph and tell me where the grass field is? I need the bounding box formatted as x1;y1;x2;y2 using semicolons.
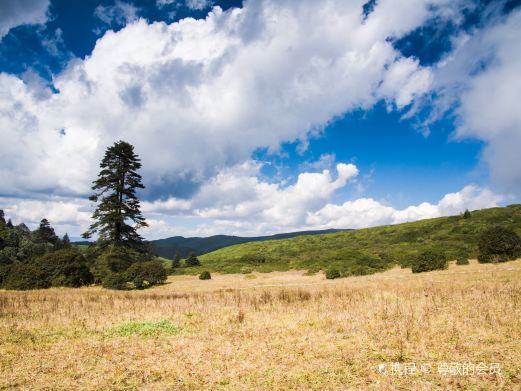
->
1;259;521;390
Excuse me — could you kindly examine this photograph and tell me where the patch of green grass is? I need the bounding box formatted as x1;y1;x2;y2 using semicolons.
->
109;320;181;338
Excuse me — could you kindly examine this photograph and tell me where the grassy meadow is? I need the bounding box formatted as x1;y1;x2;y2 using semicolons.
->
1;259;520;390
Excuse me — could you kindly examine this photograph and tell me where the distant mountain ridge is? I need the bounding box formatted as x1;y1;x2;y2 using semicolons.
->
150;229;345;258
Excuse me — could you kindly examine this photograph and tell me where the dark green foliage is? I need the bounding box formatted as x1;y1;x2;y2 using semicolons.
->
478;226;521;263
411;250;448;273
171;252;181;269
83;141;148;249
59;233;71;249
456;249;470;265
0;264;11;286
325;268;341;279
1;249;93;290
31;249;94;287
34;218;59;245
199;271;211;280
240;253;267;264
2;263;51;290
90;245;151;283
185;252;201;267
463;209;471;219
125;261;168;289
102;272;129;290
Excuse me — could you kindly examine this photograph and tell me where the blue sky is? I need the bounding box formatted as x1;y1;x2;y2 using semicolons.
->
0;0;520;239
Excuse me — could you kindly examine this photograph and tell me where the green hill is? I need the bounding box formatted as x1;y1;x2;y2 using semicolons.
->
150;229;343;258
190;204;521;275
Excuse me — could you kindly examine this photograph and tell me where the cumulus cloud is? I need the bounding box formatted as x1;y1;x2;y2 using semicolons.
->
0;0;49;39
0;0;444;200
141;161;503;237
0;162;504;239
427;8;521;192
307;185;504;230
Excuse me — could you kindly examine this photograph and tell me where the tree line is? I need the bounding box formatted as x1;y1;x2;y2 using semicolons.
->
0;141;169;290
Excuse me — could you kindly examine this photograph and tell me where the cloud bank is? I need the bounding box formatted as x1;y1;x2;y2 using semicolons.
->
0;0;50;39
0;0;442;199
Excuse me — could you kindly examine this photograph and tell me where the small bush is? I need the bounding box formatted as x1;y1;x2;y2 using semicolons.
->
478;226;521;263
125;261;168;289
456;253;470;265
199;271;211;280
240;266;253;274
325;268;341;279
411;250;448;273
102;272;129;290
185;252;201;267
240;253;266;264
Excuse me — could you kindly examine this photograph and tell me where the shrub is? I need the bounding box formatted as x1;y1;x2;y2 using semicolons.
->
185;252;201;267
455;252;470;265
125;261;168;289
325;268;341;279
411;250;448;273
2;263;51;290
171;252;181;270
91;245;150;283
32;249;93;287
240;253;267;264
478;226;521;263
0;264;12;287
199;271;211;280
102;272;128;290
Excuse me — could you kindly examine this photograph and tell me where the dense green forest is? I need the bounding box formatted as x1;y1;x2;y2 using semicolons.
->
188;204;521;276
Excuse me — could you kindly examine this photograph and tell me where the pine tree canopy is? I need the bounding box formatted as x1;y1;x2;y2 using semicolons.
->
83;140;148;249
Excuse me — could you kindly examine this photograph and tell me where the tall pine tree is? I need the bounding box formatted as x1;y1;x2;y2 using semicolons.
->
83;141;148;249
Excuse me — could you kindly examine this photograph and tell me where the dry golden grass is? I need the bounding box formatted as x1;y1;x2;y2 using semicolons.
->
1;260;521;390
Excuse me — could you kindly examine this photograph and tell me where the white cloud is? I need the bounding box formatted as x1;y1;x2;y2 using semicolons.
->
94;1;140;27
0;0;49;39
0;0;445;200
307;185;504;230
427;8;521;192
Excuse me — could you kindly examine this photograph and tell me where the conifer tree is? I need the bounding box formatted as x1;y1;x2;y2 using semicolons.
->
83;141;148;249
172;252;181;268
35;218;58;244
62;233;71;249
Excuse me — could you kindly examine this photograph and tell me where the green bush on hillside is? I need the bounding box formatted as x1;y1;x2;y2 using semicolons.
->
411;250;448;273
478;226;521;263
185;252;201;267
199;271;211;280
325;268;341;279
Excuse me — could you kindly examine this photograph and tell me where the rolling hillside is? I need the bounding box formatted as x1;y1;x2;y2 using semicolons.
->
192;204;521;275
151;229;343;258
